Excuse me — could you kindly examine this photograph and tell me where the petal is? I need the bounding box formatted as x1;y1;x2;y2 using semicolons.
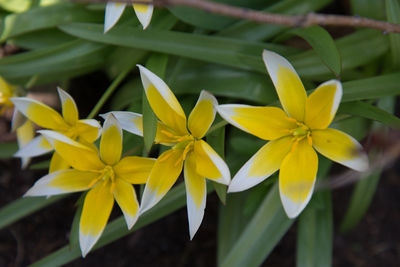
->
262;50;307;121
279;140;318;218
16;120;35;168
192;140;230;185
133;1;153;29
113;179;139;229
188;90;217;139
0;76;15;95
39;130;105;171
100;114;122;165
80;181;114;257
101;111;143;136
104;2;126;33
75;119;102;143
218;104;296;140
140;149;183;213
184;153;206;239
312;128;369;171
305;80;343;130
57;87;79;125
138;65;187;135
114;156;155;184
14;135;52;158
11;109;26;132
228;136;293;193
10;97;68;130
49;152;70;173
24;169;98;196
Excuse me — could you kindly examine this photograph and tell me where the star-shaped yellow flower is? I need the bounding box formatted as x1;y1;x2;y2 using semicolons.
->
107;65;230;238
25;114;155;256
11;88;101;173
104;1;153;32
218;50;369;218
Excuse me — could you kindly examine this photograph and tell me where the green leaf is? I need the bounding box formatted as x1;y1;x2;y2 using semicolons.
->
0;195;66;230
142;54;168;152
339;170;382;232
296;159;332;267
289;26;341;77
342;72;400;102
290;29;389;80
59;22;299;74
30;183;210;267
385;0;400;68
218;0;332;41
0;0;31;13
339;101;400;128
9;29;75;50
207;125;227;204
0;39;110;84
0;3;103;42
220;184;294;267
351;0;386;20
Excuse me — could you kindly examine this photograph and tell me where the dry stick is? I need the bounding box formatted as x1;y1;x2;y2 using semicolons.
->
68;0;400;33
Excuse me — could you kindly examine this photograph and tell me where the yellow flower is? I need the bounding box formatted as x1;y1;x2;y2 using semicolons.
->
104;1;153;32
0;76;35;168
218;50;369;218
0;76;16;115
11;88;101;173
107;65;230;239
25;114;155;257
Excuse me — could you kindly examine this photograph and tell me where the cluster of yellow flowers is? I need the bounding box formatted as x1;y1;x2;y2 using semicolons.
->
3;50;368;257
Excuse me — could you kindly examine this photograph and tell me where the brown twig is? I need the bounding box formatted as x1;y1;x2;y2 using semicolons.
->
67;0;400;33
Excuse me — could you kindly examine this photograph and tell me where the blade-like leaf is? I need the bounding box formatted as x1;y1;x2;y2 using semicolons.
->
339;101;400;128
0;3;103;42
220;184;294;267
290;26;341;77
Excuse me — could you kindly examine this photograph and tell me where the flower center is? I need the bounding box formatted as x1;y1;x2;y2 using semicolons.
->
285;119;312;151
88;165;116;193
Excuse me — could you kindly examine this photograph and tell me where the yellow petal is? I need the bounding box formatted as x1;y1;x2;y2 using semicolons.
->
80;180;114;257
49;152;70;173
192;140;230;185
16;120;35;168
228;136;293;193
10;97;68;130
188;90;217;139
184;153;206;239
279;139;318;218
75;119;101;143
140;149;183;213
100;114;122;165
113;179;139;229
114;156;155;184
132;0;153;29
24;169;98;196
104;2;126;33
218;104;296;140
312;128;369;171
102;111;143;137
138;65;188;135
262;50;307;121
305;80;342;129
57;88;79;126
40;130;104;171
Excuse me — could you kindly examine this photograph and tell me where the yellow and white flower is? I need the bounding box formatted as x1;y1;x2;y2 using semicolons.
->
104;1;153;32
25;114;155;257
11;88;101;173
218;50;369;218
107;65;230;239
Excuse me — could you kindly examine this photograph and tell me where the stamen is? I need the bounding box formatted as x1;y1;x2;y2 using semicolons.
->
159;151;173;162
285;117;297;123
88;178;100;188
160;130;176;138
307;132;313;145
